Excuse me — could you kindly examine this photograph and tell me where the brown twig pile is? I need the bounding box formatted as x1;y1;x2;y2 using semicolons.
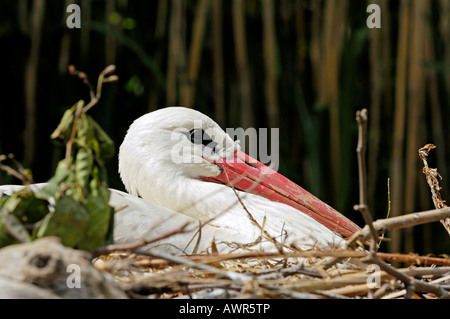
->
93;245;449;299
92;108;450;299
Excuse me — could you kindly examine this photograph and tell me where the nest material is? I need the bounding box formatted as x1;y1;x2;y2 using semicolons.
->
94;247;450;299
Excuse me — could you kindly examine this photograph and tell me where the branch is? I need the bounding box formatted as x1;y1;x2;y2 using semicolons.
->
92;221;191;257
418;143;450;235
364;253;450;299
322;109;450;299
64;65;118;167
0;154;34;185
349;207;450;245
354;108;378;251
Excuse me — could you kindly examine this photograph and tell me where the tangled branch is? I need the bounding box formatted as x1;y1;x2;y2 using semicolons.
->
419;144;450;235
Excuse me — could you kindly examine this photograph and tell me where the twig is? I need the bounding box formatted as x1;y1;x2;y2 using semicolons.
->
64;65;118;167
323;109;450;299
376;252;450;267
350;207;450;245
377;178;391;248
133;248;253;283
364;253;450;299
64;100;84;168
0;154;34;185
92;222;191;257
222;165;284;250
419;143;450;235
352;111;450;299
354;108;379;251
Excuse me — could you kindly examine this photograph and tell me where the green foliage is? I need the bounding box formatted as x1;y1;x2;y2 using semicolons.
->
0;94;116;251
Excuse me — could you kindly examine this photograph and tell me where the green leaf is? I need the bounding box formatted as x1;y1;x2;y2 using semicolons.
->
13;194;49;224
76;113;90;148
88;116;115;159
50;105;77;144
40;195;89;248
74;148;94;194
77;187;113;250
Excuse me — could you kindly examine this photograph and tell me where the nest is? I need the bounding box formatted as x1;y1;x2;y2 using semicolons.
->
92;244;450;299
90;114;450;300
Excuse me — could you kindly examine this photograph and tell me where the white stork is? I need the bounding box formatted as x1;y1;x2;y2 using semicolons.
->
0;107;360;254
115;107;360;253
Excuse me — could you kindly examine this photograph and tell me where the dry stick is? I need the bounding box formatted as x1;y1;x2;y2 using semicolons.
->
377;177;391;248
419;143;450;235
365;253;450;299
92;222;191;257
353;109;449;299
222;167;279;247
64;65;118;167
354;109;379;251
133;248;252;283
324;109;450;298
190;249;450;267
183;0;209;107
64;100;84;167
376;252;450;267
350;207;450;245
0;154;34;185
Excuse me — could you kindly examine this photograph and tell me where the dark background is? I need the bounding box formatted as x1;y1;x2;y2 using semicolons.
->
0;0;449;254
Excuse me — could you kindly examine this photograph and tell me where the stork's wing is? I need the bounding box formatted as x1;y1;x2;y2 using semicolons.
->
0;184;244;254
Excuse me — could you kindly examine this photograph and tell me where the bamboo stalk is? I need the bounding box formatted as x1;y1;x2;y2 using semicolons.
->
368;0;381;212
424;26;449;202
294;0;306;76
440;0;450;94
368;0;391;212
155;0;168;39
211;0;226;127
24;0;45;166
18;0;28;33
323;0;348;198
232;0;253;128
389;0;410;254
59;0;72;75
148;0;168;112
167;0;186;105
183;0;210;107
310;0;322;97
105;0;117;65
403;0;427;253
261;0;279;129
81;0;92;65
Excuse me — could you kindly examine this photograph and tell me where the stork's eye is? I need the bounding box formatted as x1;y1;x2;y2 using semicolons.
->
189;129;212;146
188;129;218;152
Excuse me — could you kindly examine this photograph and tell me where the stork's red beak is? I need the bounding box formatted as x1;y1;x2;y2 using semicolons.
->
203;150;360;238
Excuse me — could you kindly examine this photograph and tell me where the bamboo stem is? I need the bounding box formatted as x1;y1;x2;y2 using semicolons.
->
323;0;348;198
183;0;210;107
403;0;427;252
211;0;226;127
59;0;72;75
24;0;45;166
167;0;186;105
389;0;410;253
105;0;117;65
80;0;92;65
261;0;279;128
367;0;390;211
232;0;253;128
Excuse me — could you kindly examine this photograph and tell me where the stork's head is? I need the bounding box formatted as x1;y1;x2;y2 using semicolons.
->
119;107;238;186
119;107;360;238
